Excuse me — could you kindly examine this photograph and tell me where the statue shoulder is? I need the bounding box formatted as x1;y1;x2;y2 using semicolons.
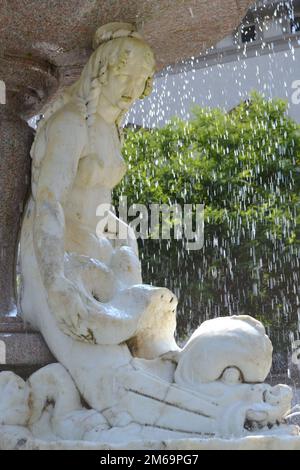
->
46;101;88;141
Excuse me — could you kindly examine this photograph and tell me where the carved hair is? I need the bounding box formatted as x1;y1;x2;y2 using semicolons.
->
32;23;155;160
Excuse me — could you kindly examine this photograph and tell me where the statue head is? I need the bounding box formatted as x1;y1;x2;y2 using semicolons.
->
93;22;154;101
75;23;156;126
37;23;155;137
175;315;273;388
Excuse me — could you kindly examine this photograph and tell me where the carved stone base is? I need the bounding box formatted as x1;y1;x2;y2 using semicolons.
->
0;318;298;449
1;430;300;451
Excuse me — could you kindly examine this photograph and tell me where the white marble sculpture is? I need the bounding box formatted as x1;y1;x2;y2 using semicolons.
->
0;23;299;449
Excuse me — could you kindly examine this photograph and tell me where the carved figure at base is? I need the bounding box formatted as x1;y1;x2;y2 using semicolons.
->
0;316;297;445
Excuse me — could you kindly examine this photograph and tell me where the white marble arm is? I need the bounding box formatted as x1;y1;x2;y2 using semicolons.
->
31;109;95;334
33;109;87;290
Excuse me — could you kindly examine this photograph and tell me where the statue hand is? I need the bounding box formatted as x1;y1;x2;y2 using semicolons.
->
47;273;118;343
47;276;91;341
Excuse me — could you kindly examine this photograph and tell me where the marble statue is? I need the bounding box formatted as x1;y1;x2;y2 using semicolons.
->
0;23;298;449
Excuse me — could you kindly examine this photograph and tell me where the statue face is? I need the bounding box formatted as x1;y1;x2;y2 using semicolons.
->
100;39;155;112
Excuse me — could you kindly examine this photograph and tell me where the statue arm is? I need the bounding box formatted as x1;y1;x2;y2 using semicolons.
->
33;111;87;289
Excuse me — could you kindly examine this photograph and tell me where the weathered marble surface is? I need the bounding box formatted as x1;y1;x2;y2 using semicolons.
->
0;23;299;449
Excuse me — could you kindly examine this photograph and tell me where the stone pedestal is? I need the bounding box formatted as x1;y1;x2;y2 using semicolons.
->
0;54;58;316
0;54;59;374
0;317;54;378
0;108;32;315
0;53;59;315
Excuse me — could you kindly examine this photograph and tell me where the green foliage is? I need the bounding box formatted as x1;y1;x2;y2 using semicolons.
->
114;93;300;354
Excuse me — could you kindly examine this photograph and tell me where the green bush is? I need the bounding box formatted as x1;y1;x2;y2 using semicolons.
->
114;92;300;354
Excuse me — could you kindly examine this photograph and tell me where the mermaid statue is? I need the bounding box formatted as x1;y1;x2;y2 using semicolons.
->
0;23;297;448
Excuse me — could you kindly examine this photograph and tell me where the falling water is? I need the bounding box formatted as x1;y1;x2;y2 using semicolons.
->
121;0;300;387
